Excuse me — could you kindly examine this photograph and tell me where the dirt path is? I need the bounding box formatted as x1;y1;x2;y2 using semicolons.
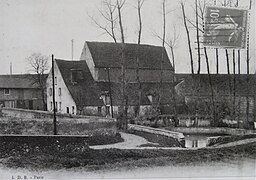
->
90;132;164;149
91;132;256;150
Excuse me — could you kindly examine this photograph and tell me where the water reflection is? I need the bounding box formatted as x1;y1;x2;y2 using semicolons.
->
185;134;224;148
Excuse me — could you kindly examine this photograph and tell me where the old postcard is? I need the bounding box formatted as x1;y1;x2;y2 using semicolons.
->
0;0;255;179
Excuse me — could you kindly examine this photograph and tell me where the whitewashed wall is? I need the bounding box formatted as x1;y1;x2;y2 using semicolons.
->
46;60;77;115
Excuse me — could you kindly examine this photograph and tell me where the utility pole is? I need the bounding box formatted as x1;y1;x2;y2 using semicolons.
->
106;68;114;118
52;54;57;135
71;39;74;60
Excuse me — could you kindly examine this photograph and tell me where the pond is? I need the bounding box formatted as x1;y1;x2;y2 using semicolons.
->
184;133;227;148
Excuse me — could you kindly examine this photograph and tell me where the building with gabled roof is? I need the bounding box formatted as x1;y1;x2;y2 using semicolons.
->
46;59;102;115
46;41;179;117
80;41;174;83
0;74;46;110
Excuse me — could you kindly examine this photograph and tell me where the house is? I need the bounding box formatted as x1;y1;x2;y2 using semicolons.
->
0;74;46;110
80;41;174;83
46;60;104;115
46;41;179;117
175;73;256;118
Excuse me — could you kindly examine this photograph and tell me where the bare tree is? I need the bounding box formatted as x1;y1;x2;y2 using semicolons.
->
158;0;167;111
135;0;145;117
246;0;252;127
213;0;220;75
181;1;194;75
89;0;128;129
232;49;236;119
88;0;118;42
165;26;179;74
216;48;219;74
187;0;207;75
166;26;180;126
195;0;201;74
116;0;128;130
27;53;49;111
203;47;217;125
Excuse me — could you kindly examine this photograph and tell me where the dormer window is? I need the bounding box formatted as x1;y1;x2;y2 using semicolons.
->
4;89;10;95
71;69;83;83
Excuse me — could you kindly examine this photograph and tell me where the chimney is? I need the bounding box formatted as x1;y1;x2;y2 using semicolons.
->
10;62;12;75
71;39;74;60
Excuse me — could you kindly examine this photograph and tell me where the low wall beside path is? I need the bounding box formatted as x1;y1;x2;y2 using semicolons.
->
2;107;115;122
166;127;256;136
128;124;185;147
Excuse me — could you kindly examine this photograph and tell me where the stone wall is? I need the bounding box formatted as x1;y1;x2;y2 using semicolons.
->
128;124;185;147
2;107;117;136
167;127;256;135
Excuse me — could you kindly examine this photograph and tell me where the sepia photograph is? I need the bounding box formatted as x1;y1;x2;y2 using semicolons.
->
0;0;255;179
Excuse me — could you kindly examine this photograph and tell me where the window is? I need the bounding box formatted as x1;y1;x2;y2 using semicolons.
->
49;88;52;96
58;88;61;96
98;106;102;114
50;102;53;110
4;89;10;95
106;106;110;115
55;102;58;112
72;106;75;114
54;77;57;85
66;107;69;114
59;102;61;111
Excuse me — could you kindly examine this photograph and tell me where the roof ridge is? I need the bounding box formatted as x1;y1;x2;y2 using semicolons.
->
86;41;165;48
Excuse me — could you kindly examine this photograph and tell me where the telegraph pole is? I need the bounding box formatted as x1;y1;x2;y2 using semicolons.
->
52;54;57;135
106;68;114;118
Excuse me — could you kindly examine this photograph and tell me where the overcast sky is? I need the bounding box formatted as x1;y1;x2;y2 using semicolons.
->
0;0;255;74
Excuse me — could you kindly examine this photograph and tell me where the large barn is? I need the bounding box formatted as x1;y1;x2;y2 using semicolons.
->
46;41;179;117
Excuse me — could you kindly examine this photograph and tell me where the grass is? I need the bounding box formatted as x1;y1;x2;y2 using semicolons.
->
208;134;256;146
0;140;255;171
0;117;255;171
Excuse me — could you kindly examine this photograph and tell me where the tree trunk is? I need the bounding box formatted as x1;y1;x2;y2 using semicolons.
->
237;49;241;127
135;0;143;117
232;49;236;121
195;0;201;74
246;0;252;128
181;2;194;75
170;46;178;126
204;47;216;126
225;49;232;94
216;48;219;74
246;45;250;128
117;0;127;130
